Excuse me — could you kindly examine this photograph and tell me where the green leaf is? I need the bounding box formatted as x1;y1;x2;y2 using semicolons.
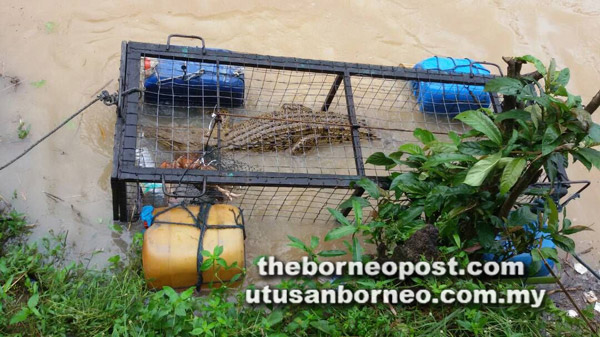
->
455;110;502;145
180;287;194;300
526;105;542;130
201;250;212;258
494;110;531;123
540;247;559;261
265;310;283;327
230;273;242;282
528;260;543;276
45;21;56;33
399;206;424;223
366;152;395;166
390;173;429;194
325;225;356;241
190;328;204;335
31;79;46;88
542;125;561;155
327;208;351;226
458;141;495;156
587;123;600;142
563;225;592;235
287;236;308;251
551;234;575;252
355;177;380;199
477;221;495;248
174;304;187;316
484;77;523;96
555;68;570;87
9;307;30;325
548;59;556;82
338;196;370;211
397;143;424;155
318;250;347;257
555;86;568;97
200;259;213;271
572;151;592;170
423;153;476;168
310;236;319;250
518;55;547;76
428;141;458;153
544;153;565;183
27;293;39;310
567;94;582;108
500;158;527;194
575;148;600;170
352;236;363;262
507;206;537;227
546;197;559;231
464;152;502;186
448;131;461;146
310;320;335;334
413;128;436;145
532;248;558;263
214;245;224;257
252;255;268;266
108;255;120;264
109;223;123;233
352;199;363;226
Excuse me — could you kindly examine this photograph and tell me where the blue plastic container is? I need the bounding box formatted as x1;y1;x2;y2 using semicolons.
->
144;54;245;107
140;205;154;230
412;56;491;115
482;224;556;277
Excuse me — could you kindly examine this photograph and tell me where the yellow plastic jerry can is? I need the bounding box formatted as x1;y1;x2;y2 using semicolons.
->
142;203;245;290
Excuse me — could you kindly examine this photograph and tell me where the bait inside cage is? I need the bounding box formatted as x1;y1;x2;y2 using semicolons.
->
112;35;511;223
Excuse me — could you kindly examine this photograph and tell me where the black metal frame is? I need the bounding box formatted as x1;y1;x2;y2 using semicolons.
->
111;38;498;221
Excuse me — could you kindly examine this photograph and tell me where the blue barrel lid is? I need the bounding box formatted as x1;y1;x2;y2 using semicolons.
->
415;56;490;75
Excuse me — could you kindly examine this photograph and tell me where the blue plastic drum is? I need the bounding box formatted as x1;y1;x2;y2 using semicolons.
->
143;52;245;108
412;56;491;116
482;224;556;277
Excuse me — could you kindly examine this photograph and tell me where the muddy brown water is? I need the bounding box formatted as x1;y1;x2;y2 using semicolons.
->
1;1;600;286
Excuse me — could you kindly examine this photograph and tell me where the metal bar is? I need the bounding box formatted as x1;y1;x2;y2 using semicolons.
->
216;60;222;171
111;42;129;220
110;178;120;220
114;180;128;221
117;41;128;118
126;42;495;85
118;167;361;188
343;72;365;176
321;74;344;111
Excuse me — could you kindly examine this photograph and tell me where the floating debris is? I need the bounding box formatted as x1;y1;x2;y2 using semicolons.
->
31;79;46;88
574;263;588;275
45;21;56;33
584;291;598;303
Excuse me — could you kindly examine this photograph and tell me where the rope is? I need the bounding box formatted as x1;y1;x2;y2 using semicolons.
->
0;90;120;171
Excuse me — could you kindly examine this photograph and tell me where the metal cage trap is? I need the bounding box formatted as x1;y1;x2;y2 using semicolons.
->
111;34;588;223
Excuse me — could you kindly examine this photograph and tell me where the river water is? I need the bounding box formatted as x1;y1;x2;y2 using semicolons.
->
1;0;599;276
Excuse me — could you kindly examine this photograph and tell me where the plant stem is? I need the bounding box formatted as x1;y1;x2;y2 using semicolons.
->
585;89;600;115
538;248;597;334
498;160;543;219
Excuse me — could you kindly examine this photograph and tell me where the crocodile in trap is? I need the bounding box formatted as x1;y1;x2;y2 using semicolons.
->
110;35;587;224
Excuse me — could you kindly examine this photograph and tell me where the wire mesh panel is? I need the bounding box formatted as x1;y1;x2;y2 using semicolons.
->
111;38;500;222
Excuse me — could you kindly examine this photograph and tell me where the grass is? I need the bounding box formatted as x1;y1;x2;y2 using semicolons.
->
0;211;594;336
